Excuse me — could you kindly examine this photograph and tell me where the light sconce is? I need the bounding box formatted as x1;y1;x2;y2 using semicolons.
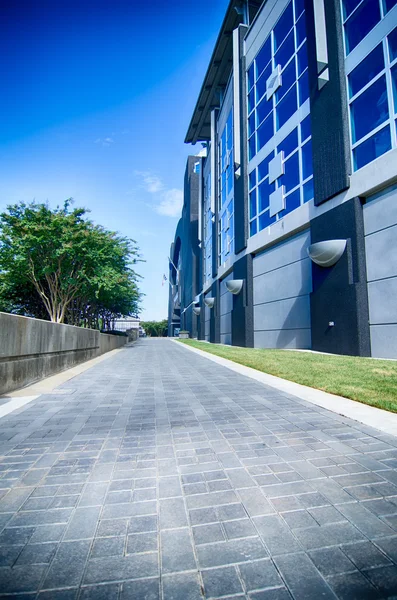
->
194;294;201;305
204;297;215;308
307;240;347;267
192;306;201;316
226;279;244;295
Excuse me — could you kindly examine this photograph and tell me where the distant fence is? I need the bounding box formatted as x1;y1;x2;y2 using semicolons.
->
0;312;129;395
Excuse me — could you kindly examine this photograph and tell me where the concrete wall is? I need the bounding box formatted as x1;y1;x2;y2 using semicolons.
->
253;230;312;349
363;186;397;358
220;273;233;345
204;292;211;341
0;312;127;395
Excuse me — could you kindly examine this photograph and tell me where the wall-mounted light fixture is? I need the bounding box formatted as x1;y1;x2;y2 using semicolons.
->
307;240;347;267
204;297;215;308
192;306;201;316
194;294;201;305
226;279;244;295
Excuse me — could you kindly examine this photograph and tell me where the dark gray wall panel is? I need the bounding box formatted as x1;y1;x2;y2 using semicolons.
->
210;281;220;344
232;254;254;348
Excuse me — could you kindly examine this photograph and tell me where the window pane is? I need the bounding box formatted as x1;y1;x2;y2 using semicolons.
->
281;152;299;192
250;189;257;218
249;170;256;189
296;13;306;46
256;63;272;103
353;125;391;170
249;135;256;160
248;113;256;136
348;44;384;98
248;89;255;113
280;189;301;217
250;219;258;236
392;64;397;115
384;0;397;12
350;76;388;143
256;37;271;79
258;179;275;212
274;2;294;51
277;128;298;157
258;151;274;181
342;0;362;20
302;140;313;179
299;70;309;105
297;44;308;76
294;0;305;19
275;59;296;103
277;85;297;129
303;178;314;203
275;31;295;70
227;168;233;194
301;115;311;141
248;63;255;90
257;114;274;151
257;95;272;126
389;26;397;62
344;0;381;55
259;211;276;230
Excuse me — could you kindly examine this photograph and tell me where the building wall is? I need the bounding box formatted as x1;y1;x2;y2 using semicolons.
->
363;185;397;359
253;230;312;348
220;272;233;345
204;292;211;341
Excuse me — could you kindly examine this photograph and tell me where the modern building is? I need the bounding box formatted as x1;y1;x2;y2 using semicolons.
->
168;0;397;358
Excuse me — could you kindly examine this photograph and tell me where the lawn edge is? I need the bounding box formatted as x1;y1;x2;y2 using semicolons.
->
171;339;397;437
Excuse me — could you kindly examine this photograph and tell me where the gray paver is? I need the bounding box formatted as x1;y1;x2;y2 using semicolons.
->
0;338;396;599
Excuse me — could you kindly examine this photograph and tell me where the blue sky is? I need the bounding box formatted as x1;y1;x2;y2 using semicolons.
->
0;0;229;320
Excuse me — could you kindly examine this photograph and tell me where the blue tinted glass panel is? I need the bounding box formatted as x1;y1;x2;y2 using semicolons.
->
248;89;255;113
296;13;306;46
303;179;314;203
392;64;397;114
258;151;274;181
259;211;276;230
297;44;308;75
248;113;256;136
227;169;233;194
249;170;256;189
275;60;296;103
250;220;258;236
282;152;299;192
277;128;298;157
248;63;255;90
301;115;311;141
250;190;257;218
258;180;275;212
350;76;388;143
389;27;397;62
249;136;256;160
299;70;309;105
281;189;301;217
276;86;297;129
275;31;295;69
385;0;397;11
342;0;362;19
344;0;381;54
353;125;391;170
302;140;313;179
294;0;305;18
256;63;272;102
348;44;383;98
274;2;294;51
257;96;272;125
256;38;271;79
257;114;274;150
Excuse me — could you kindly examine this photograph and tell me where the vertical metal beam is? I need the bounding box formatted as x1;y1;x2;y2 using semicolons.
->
233;28;241;175
210;109;217;215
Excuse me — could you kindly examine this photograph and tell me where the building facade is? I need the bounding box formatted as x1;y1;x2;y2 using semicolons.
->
169;0;397;359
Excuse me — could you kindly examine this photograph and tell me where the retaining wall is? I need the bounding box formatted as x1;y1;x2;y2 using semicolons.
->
0;312;127;395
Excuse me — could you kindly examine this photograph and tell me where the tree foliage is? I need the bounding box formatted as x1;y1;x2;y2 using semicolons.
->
140;319;168;337
0;200;142;326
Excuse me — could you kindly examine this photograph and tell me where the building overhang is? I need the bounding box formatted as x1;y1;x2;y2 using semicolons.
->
185;0;262;145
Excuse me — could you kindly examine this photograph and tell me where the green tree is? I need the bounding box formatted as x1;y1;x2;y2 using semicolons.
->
0;200;142;324
140;319;168;337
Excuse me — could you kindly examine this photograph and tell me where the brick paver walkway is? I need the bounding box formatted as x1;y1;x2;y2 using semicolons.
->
0;339;397;599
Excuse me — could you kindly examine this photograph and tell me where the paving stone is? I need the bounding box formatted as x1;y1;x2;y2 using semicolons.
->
161;528;196;573
0;544;24;566
162;572;203;600
274;552;338;600
90;536;124;558
0;564;47;592
64;506;101;540
252;515;302;555
308;547;355;577
326;571;381;599
16;542;57;564
43;540;91;588
29;523;67;543
192;522;224;545
202;566;243;597
197;536;268;568
238;558;283;591
120;577;160;599
79;583;119;599
127;531;157;554
223;518;257;539
84;552;158;584
160;497;188;528
341;540;392;570
128;514;157;534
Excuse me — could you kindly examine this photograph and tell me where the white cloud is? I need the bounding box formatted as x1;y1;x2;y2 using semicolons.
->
134;171;183;218
134;170;164;193
94;137;114;147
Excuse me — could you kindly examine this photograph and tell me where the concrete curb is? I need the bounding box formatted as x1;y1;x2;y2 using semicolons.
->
172;339;397;437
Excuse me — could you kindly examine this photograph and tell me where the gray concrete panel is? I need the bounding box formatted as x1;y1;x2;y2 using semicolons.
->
253;231;311;278
368;278;397;325
363;186;397;236
254;295;311;332
253;258;312;305
365;224;397;282
370;324;397;358
254;328;311;349
220;314;232;336
220;333;232;345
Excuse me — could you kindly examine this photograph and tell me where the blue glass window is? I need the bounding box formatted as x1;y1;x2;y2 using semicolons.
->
353;126;391;169
342;0;362;19
256;38;271;79
296;13;306;47
250;220;257;236
249;170;256;189
344;0;381;54
257;114;274;151
258;180;275;212
392;64;397;114
274;2;294;51
277;128;298;157
389;27;397;62
281;189;301;217
299;70;309;105
248;89;255;113
297;44;308;75
281;152;299;192
275;31;295;69
348;44;384;98
248;63;255;90
249;136;256;160
275;60;296;103
303;179;314;203
250;190;257;218
384;0;397;11
257;96;272;126
295;0;305;18
301;115;311;141
259;211;276;230
350;76;389;143
256;64;272;103
276;86;297;129
302;140;313;179
248;113;256;136
258;151;274;181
